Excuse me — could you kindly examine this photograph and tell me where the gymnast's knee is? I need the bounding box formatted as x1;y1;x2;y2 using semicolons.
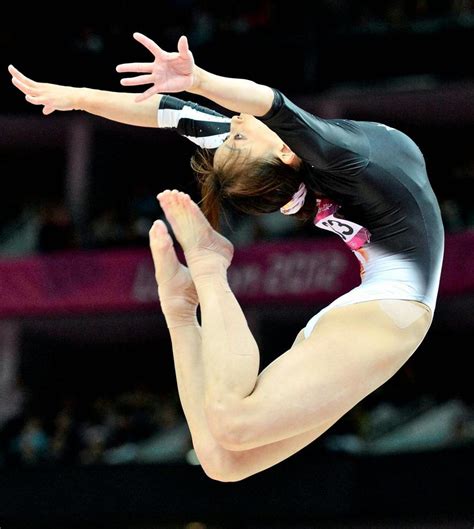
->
205;400;250;451
193;443;246;482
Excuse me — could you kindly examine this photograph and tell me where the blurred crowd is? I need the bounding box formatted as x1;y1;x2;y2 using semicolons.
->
1;0;473;472
0;386;192;468
2;0;473;103
43;0;474;55
1;363;473;470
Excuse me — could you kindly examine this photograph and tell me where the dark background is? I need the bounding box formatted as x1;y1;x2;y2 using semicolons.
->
1;2;474;528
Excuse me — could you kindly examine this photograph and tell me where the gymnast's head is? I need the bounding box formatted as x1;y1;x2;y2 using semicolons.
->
191;113;316;229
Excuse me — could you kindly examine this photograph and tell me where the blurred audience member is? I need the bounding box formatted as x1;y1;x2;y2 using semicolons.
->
37;200;77;253
0;202;41;257
78;422;109;465
89;207;133;249
135;398;191;464
50;406;81;465
439;198;465;232
12;417;49;465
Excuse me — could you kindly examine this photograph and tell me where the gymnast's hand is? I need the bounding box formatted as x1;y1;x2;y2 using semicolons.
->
8;65;79;115
116;33;195;102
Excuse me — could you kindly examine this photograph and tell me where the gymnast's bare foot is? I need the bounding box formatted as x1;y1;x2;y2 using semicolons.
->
157;190;234;280
149;218;199;327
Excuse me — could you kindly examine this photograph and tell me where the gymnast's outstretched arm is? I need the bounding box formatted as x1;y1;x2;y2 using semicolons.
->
8;64;161;127
8;64;232;150
116;32;275;116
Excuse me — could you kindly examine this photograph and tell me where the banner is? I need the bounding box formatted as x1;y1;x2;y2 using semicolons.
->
0;232;472;318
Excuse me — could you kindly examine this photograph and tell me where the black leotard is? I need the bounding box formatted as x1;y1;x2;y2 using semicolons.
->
158;91;444;314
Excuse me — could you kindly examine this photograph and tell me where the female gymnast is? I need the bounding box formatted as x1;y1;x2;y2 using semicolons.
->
8;32;444;481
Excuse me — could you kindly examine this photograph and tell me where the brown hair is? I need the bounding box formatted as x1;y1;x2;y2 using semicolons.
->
190;148;317;230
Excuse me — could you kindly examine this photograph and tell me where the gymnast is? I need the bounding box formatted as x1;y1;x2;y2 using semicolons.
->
8;32;444;481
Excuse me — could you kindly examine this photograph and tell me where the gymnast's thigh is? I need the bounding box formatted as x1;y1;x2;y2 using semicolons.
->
238;300;432;448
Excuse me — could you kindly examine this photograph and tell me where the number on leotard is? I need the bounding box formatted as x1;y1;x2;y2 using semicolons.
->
321;219;354;241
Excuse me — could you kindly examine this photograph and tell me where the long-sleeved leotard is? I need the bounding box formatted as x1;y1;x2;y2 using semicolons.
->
157;91;444;333
158;95;231;149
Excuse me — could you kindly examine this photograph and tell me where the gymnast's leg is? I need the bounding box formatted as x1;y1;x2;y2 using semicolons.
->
157;190;432;452
150;218;346;481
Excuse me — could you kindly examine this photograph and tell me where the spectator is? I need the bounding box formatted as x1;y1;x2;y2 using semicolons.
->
89;206;134;249
78;422;108;465
12;416;49;465
37;200;77;253
50;406;81;465
135;398;191;464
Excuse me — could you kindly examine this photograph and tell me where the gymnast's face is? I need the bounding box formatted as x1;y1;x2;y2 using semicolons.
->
213;114;297;168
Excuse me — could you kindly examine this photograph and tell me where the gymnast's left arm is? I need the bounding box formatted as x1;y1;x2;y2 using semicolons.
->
116;32;274;116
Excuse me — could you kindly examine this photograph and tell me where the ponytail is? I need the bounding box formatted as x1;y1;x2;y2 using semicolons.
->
199;171;222;230
190;149;223;230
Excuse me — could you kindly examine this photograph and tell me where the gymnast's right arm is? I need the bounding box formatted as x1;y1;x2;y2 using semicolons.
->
8;64;161;127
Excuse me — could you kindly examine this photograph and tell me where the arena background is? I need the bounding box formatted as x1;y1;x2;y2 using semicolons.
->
1;3;473;528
